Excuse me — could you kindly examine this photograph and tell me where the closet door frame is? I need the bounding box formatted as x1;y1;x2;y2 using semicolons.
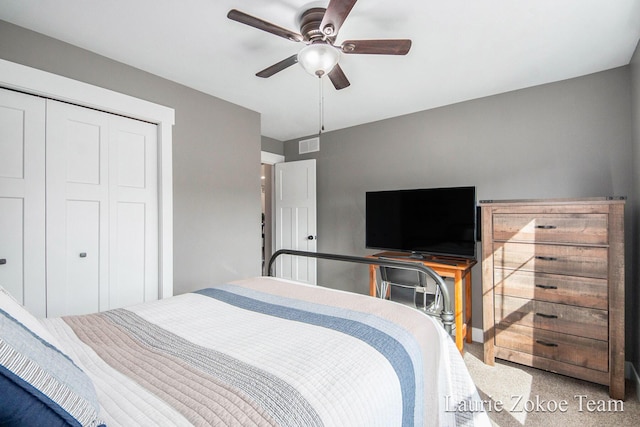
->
0;59;175;300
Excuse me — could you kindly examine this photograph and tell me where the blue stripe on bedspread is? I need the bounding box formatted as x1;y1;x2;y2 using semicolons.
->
196;286;422;427
212;283;426;417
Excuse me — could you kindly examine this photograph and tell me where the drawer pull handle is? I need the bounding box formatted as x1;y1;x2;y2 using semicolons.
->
535;256;558;261
536;340;558;347
0;258;6;265
535;284;558;290
536;225;557;229
535;312;558;319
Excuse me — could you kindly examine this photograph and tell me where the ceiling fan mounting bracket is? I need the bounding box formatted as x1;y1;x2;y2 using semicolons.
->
323;24;335;36
342;43;355;52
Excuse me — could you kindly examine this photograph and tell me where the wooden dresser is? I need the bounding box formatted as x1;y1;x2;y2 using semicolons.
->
480;198;625;400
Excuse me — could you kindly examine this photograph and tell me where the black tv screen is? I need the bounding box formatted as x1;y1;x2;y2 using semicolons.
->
366;186;477;259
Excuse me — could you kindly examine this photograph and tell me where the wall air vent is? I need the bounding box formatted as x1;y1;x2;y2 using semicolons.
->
299;137;320;154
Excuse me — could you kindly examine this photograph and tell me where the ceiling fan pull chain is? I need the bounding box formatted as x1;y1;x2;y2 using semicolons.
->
318;76;325;136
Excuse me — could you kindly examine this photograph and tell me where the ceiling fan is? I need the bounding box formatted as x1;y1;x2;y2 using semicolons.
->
227;0;412;90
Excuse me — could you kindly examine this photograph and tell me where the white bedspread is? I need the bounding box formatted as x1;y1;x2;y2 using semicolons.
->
42;277;490;427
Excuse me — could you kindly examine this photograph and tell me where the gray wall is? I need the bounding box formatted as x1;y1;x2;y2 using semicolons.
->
261;136;284;155
0;20;263;295
284;67;637;364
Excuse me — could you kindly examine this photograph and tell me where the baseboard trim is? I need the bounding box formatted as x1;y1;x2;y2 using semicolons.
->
472;327;483;344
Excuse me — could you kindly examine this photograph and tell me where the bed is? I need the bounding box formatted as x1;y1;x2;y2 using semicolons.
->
0;251;490;427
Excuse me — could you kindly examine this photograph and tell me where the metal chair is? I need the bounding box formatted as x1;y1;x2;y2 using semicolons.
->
377;266;443;314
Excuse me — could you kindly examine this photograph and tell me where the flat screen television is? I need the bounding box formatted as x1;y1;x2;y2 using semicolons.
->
365;186;477;259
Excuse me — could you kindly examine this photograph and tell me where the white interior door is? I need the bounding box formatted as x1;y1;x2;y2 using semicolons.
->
46;100;158;316
274;159;317;284
108;114;158;309
0;88;46;316
46;100;110;316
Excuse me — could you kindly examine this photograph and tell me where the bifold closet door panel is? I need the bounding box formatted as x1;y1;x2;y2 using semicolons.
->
46;99;159;317
108;114;158;309
46;100;109;317
0;88;46;316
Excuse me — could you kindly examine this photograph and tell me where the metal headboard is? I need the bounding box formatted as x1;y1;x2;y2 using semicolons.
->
267;249;454;334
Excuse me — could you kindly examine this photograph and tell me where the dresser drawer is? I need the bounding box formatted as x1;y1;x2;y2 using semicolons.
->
494;295;608;340
493;242;608;279
495;323;608;372
493;213;608;245
494;269;607;309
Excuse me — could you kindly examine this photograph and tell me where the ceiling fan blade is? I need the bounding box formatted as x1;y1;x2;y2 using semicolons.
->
320;0;358;37
341;39;412;55
256;55;299;78
227;9;303;42
328;64;351;90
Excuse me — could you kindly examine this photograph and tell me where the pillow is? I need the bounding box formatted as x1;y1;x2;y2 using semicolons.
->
0;286;63;349
0;287;104;427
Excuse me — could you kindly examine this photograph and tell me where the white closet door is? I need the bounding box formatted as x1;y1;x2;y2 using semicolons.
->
46;100;110;316
46;100;158;316
0;88;46;316
108;114;158;309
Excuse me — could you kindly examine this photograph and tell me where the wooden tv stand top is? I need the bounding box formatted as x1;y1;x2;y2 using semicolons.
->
370;251;476;272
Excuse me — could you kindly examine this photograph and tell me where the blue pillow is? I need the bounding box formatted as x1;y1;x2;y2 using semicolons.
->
0;369;79;426
0;294;104;427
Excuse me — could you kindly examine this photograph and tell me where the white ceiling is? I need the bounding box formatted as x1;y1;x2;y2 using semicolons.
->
1;0;639;141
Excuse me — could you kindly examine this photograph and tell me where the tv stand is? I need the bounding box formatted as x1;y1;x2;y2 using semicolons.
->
368;251;477;352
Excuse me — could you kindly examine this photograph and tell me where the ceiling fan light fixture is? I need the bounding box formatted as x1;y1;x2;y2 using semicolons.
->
297;43;340;77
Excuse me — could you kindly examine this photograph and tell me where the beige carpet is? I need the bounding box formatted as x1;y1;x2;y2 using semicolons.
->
462;342;640;426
